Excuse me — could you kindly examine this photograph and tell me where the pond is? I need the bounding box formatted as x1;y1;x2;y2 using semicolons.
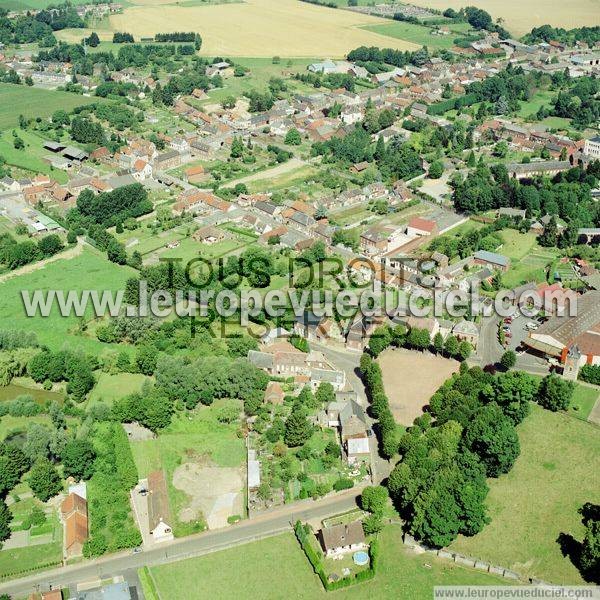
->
0;383;64;405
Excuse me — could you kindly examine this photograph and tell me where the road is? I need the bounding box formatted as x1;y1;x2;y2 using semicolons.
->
0;489;364;598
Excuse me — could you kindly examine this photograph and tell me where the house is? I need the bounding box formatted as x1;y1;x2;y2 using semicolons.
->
310;368;345;392
264;381;285;405
406;217;437;237
147;470;173;543
473;250;510;271
339;401;369;461
498;207;526;219
62;146;88;162
192;225;226;244
319;521;367;558
184;164;206;183
131;159;152;181
350;161;370;174
507;160;571;180
583;136;600;159
153;150;181;170
61;492;88;558
452;320;479;349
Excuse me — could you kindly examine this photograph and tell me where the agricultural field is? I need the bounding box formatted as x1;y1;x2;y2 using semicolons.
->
0;246;136;352
108;0;420;57
0;84;101;131
146;526;507;600
450;405;600;584
405;0;599;37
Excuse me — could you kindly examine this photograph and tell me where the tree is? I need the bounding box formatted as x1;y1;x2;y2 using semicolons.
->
467;151;476;167
61;439;96;480
433;332;444;355
284;406;312;447
315;382;335;404
580;503;600;582
28;459;62;502
444;335;459;357
284;128;301;146
428;160;444;179
462;403;520;477
538;373;574;411
360;485;388;515
362;513;383;534
135;344;158;375
86;32;100;47
488;371;535;425
0;500;11;544
457;341;472;361
500;350;516;370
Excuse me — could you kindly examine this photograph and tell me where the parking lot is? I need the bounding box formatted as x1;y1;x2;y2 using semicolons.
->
502;312;551;372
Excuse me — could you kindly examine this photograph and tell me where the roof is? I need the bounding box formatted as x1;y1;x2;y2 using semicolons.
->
408;217;436;233
453;320;479;336
247;350;274;370
65;511;88;552
474;250;510;267
61;492;87;517
320;521;365;550
147;470;172;532
77;582;132;600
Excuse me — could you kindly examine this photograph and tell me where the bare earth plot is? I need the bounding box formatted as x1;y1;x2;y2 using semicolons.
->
378;348;458;426
108;0;419;57
406;0;599;37
173;463;244;530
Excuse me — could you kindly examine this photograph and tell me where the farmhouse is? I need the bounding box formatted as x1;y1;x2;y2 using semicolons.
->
319;522;367;558
473;250;511;272
61;492;88;558
147;470;174;543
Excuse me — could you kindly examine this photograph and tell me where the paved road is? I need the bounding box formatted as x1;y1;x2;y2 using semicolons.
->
0;489;364;598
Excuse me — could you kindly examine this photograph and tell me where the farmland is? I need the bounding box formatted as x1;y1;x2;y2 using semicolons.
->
108;0;420;57
361;21;470;50
450;405;600;584
0;83;101;131
405;0;600;37
146;526;507;599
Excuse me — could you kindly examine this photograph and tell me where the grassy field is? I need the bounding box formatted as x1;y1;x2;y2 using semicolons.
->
450;405;600;584
147;526;507;599
569;384;598;421
87;372;150;406
498;229;538;262
108;0;419;57
0;246;136;352
502;246;558;289
0;84;100;131
405;0;600;37
361;22;467;50
517;90;556;119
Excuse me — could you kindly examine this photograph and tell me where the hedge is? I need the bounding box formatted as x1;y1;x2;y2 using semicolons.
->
113;423;139;490
579;364;600;386
294;521;378;591
427;93;478;115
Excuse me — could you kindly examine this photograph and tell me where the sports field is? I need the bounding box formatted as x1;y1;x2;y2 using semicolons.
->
406;0;599;37
0;83;101;131
450;405;600;584
108;0;419;57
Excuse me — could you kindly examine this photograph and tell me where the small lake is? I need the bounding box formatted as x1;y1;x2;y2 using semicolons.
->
0;383;64;405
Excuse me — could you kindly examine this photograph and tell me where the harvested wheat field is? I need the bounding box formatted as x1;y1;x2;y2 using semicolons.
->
378;348;458;426
109;0;419;57
407;0;600;37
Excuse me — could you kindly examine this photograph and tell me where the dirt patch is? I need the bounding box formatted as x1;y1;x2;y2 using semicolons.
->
172;463;244;530
378;348;458;426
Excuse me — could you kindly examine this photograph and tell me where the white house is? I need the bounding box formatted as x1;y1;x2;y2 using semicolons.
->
319;522;367;558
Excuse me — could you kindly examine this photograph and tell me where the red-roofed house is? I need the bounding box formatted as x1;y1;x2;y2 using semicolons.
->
406;217;437;237
132;159;152;181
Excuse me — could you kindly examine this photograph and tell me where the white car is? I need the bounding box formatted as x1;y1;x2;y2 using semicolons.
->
525;322;539;330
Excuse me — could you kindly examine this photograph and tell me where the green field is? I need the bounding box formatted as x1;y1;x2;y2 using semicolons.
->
362;21;466;50
0;246;136;352
502;247;558;289
0;83;101;131
569;384;598;421
146;526;506;599
450;405;600;584
87;372;150;406
0;129;68;183
498;229;538;262
517;90;556;119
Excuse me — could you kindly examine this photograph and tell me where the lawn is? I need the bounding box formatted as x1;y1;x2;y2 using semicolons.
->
87;372;150;406
0;246;136;352
502;249;557;289
568;383;598;421
517;90;556;119
147;526;507;599
0;83;101;131
498;229;538;262
450;405;600;584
